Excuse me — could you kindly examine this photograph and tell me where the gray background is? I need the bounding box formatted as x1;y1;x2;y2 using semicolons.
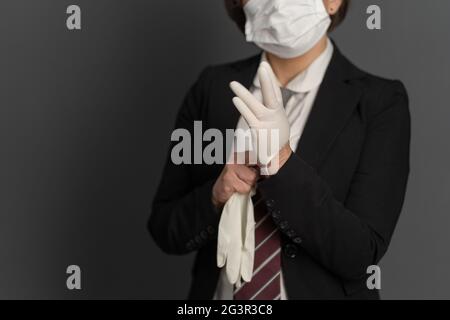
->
0;0;449;299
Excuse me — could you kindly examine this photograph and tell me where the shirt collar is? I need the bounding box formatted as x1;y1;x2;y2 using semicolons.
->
253;38;334;94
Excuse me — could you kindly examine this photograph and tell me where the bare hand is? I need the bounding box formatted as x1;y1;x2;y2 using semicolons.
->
212;164;259;208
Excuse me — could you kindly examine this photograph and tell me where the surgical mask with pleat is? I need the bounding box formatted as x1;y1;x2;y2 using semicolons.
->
243;0;331;59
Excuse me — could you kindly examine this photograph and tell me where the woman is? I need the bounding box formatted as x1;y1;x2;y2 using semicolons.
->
149;0;410;300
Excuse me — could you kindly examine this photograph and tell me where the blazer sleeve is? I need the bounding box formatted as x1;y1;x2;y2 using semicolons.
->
149;67;221;255
258;80;411;281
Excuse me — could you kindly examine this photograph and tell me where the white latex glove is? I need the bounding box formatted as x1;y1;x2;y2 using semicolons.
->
217;61;289;287
240;189;255;284
230;61;290;175
217;190;255;285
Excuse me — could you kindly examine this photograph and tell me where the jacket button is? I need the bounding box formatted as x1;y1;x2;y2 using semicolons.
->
283;244;298;259
279;221;289;230
265;199;275;208
200;230;208;240
207;226;215;234
293;237;303;245
186;241;194;250
195;235;202;245
271;210;281;220
286;229;296;238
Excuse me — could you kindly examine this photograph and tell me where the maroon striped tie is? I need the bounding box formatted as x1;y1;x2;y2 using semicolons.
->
234;193;282;300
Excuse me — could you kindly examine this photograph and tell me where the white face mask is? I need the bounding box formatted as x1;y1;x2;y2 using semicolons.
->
243;0;331;59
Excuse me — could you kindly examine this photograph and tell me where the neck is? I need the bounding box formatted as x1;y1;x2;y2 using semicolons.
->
266;36;328;87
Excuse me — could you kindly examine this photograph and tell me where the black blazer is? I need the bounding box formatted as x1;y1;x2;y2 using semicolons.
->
149;44;410;300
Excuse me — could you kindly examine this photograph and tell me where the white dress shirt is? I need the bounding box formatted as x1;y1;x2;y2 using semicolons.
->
213;38;334;300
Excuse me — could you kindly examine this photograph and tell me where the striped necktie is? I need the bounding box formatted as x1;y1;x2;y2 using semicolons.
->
234;193;281;300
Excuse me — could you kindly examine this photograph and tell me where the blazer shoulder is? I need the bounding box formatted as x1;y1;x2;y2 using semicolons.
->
359;70;407;94
329;46;408;116
337;49;408;102
354;68;409;119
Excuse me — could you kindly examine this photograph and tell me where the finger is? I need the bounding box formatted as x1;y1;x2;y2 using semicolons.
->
233;176;253;194
235;165;259;186
232;97;257;125
259;64;278;109
260;61;282;108
216;236;228;267
230;81;266;118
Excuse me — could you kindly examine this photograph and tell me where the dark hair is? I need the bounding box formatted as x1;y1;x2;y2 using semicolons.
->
224;0;351;33
329;0;351;31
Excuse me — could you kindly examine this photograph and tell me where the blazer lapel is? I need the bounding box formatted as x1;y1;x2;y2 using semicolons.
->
296;46;364;169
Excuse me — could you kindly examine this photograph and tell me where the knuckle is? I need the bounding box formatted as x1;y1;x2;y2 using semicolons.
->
223;174;233;184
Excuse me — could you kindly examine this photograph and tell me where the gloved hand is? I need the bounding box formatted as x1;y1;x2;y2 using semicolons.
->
217;61;289;287
217;190;255;285
230;61;290;175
